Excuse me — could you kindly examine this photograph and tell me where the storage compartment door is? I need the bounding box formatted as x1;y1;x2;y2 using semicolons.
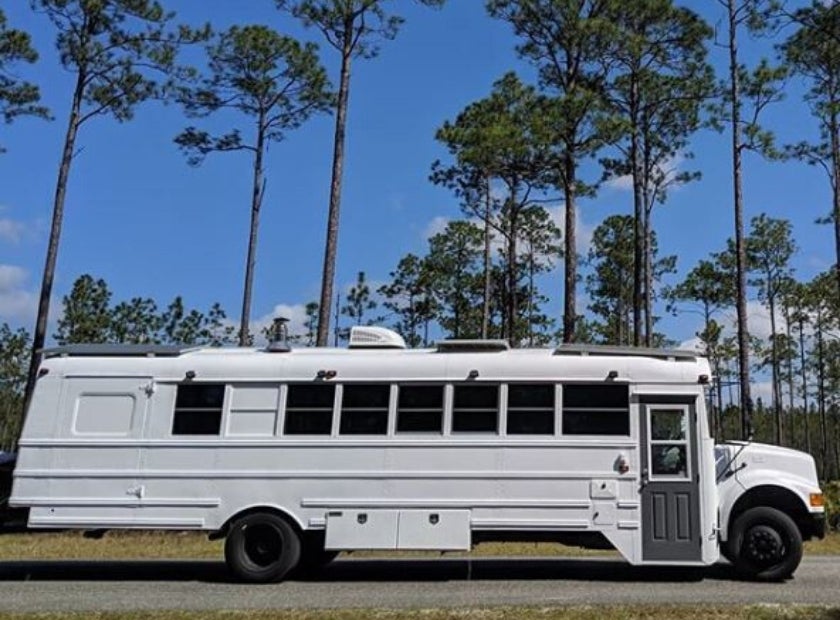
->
397;510;471;550
325;510;399;550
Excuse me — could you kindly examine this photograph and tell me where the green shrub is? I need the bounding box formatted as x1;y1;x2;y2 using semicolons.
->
823;480;840;530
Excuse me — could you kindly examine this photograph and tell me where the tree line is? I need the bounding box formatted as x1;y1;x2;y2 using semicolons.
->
1;1;840;471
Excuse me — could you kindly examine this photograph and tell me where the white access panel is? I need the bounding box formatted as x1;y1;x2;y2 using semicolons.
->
397;510;471;550
325;510;398;550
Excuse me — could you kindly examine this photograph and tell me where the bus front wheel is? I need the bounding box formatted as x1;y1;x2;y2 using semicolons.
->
225;512;301;583
729;506;802;581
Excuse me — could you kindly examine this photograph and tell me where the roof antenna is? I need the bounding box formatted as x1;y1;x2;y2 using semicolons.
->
266;317;291;353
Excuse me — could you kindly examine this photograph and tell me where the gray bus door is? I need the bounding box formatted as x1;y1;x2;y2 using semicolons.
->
639;396;702;562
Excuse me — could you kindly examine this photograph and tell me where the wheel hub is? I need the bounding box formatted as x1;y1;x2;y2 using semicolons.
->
744;525;784;565
244;524;283;568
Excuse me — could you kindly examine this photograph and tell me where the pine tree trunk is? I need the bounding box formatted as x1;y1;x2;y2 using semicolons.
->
617;267;625;346
506;192;518;346
715;356;725;440
22;68;86;419
703;304;718;439
798;316;812;455
769;292;782;445
317;25;353;347
239;113;266;347
482;175;492;339
784;299;796;447
728;0;753;439
562;151;577;343
833;408;840;480
630;79;643;347
830;106;840;316
816;313;829;479
528;244;537;346
643;206;653;347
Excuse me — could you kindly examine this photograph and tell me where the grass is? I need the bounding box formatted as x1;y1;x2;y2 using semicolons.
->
805;531;840;555
0;530;837;561
0;530;223;560
0;606;839;620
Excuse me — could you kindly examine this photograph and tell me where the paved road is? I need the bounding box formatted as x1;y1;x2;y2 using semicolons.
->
0;556;839;612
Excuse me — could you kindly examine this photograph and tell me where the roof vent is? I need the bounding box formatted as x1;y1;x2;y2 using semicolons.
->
348;326;407;349
553;343;698;361
436;339;510;353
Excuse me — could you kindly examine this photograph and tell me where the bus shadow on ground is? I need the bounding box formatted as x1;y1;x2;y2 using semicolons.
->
0;557;742;584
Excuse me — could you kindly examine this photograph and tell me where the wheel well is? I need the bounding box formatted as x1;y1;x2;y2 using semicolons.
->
217;506;303;539
728;485;811;540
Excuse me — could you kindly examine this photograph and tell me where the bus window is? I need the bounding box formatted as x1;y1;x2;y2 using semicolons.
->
284;384;335;435
172;383;225;436
452;384;499;433
561;384;629;436
507;383;554;435
339;384;390;435
396;385;444;433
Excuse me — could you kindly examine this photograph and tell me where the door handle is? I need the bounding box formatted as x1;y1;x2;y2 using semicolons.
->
640;468;649;488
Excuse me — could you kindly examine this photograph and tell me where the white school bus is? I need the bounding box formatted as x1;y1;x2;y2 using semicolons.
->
8;326;826;582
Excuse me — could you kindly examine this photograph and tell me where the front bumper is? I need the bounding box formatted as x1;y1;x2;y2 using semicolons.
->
801;512;826;541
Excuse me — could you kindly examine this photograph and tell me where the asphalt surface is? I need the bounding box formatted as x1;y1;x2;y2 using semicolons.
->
0;556;839;612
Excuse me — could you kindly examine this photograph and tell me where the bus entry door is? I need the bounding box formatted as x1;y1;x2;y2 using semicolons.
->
639;397;702;562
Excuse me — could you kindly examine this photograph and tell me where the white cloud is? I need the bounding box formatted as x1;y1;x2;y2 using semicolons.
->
423;216;450;240
806;255;832;270
250;303;312;346
605;173;634;192
0;206;34;245
751;381;774;406
680;300;792;359
0;264;37;324
0;265;27;290
545;204;594;257
678;336;705;352
716;300;788;341
422;203;594;257
604;154;687;194
0;218;26;244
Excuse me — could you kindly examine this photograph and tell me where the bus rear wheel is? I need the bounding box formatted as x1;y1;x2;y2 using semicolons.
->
729;506;802;581
225;512;301;583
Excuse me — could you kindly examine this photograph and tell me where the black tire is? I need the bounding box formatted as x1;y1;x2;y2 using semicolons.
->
729;506;802;581
224;512;301;583
295;533;339;576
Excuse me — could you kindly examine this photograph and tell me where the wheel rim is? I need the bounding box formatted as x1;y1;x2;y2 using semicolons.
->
243;523;283;568
743;524;785;567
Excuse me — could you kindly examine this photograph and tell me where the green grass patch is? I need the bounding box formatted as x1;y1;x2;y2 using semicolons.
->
0;531;223;560
0;530;837;561
0;606;838;620
804;531;840;555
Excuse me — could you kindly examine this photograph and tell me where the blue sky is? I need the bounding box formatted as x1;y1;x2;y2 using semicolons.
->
0;0;835;362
